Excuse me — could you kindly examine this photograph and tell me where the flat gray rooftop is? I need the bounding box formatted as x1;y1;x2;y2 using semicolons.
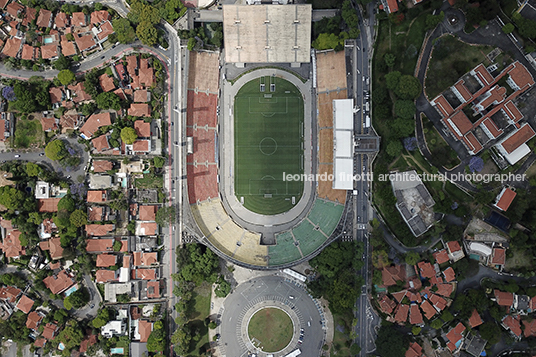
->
223;4;312;64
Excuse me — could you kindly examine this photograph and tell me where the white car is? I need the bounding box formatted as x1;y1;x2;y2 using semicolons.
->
14;155;20;158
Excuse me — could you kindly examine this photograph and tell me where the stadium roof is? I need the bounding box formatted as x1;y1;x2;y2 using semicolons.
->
223;4;312;64
332;99;354;190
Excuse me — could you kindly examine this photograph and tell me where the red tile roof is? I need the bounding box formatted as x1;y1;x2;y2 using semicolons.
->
85;238;114;252
2;38;22;58
508;61;535;90
99;74;115;92
97;21;114;41
504;101;524;122
134;268;156;280
81;112;112;139
123;255;131;268
87;190;107;203
382;265;406;287
443;267;456;282
420;300;436;320
133;90;149;103
454;80;472;102
37;198;60;213
449;111;472;136
34;338;46;348
21;44;36;60
41;43;59;59
6;2;23;18
139;205;157;221
92;135;110;152
394;304;409;323
503;315;522;337
0;229;25;258
39;237;63;260
495;188;516;212
434;95;455;117
409;304;423;325
433;250;449;265
128;103;151;117
75;33;96;52
42;323;58;340
55;12;69;28
126;55;138;75
90;10;111;24
0;286;21;303
482;118;502;138
133;140;150;152
385;0;398;12
473;64;494;85
139;320;153;343
499;123;536;154
469;309;483;328
436;283;454;297
85;224;114;237
26;311;43;330
16;295;34;314
96;254;117;267
491;247;506;265
71;12;86;27
43;270;75;295
40;115;58;132
429;294;447;311
133;252;158;266
405;342;423;357
408;276;422;291
417;261;435;279
147;281;160;299
391;290;407;303
68;82;92;103
447;241;462;253
61;38;77;57
79;332;97;353
463;132;483;154
0;0;8;9
139;61;154;87
523;319;536;338
478;85;506;109
93;160;113;173
88;206;103;221
446;322;465;352
96;269;116;283
134;120;151;137
495;289;514;307
36;9;52;28
378;295;396;314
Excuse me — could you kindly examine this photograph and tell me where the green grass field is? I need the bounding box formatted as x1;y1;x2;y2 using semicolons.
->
248;308;293;352
234;76;304;215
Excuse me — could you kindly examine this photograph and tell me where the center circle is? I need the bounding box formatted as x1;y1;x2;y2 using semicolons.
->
247;307;294;353
259;137;277;155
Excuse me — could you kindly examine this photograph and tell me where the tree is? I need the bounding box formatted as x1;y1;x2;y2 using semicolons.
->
57;69;76;86
405;251;420;265
403;137;418;151
187;37;196;51
426;12;444;30
513;13;536;39
45;140;67;160
502;23;515;34
53;55;72;71
96;92;122;111
92;308;110;328
128;0;160;25
395;100;416;119
430;318;444;329
113;240;122;252
395;75;422;100
215;277;231;298
120;127;138;145
2;86;16;101
94;2;103;10
155;206;176;226
469;156;484;172
12;82;37;113
153;156;165;168
349;344;361;356
384;53;396;67
385;71;401;90
63;287;89;309
479;321;501;345
70;209;88;227
113;18;136;44
312;32;347;51
412;326;422;335
386;141;403;157
376;324;408;357
25;162;41;177
0;187;25;212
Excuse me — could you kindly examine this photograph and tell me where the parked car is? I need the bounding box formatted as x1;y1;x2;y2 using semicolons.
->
14;155;20;158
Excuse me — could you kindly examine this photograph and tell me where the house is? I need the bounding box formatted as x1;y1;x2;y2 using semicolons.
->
523;319;536;338
446;322;466;352
133;269;157;280
99;74;115;92
60;111;80;132
55;12;69;28
378;295;397;314
49;87;65;106
95;21;114;42
494;289;515;307
380;0;398;14
139;58;155;87
490;247;506;268
92;135;110;152
96;254;117;267
1;37;22;58
433;249;449;265
68;82;92;103
409;304;423;325
0;286;22;303
15;295;34;314
0;116;11;142
133;252;158;267
134;120;151;138
71;12;87;27
40;115;58;132
43;270;75;295
36;9;52;28
26;310;43;330
139;205;157;221
79;331;98;353
39;237;64;260
468;309;483;328
394;304;409;324
96;270;117;283
417;261;435;279
463;333;487;357
405;342;423;357
87;190;107;203
90;10;111;24
132;140;150;153
429;294;447;311
128;103;151;118
494;187;516;212
133;90;150;103
502;315;522;339
436;283;454;297
135;222;157;236
60;36;77;57
89;175;113;189
0;229;25;258
22;7;37;26
147;281;160;299
381;265;406;287
138;320;153;343
0;0;8;9
21;44;36;61
115;63;127;82
85;238;114;252
85;224;115;237
446;241;465;262
80;112;112;139
126;55;138;75
74;33;97;52
443;267;456;282
420;300;436;320
5;2;23;19
42;323;58;340
101;320;127;338
88;206;104;221
93;160;113;173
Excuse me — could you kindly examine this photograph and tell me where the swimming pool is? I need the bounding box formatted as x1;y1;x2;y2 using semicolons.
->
111;347;124;354
63;284;78;297
43;36;54;44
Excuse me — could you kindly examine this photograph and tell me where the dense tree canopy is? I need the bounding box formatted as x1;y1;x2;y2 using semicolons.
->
45;139;67;160
57;69;76;86
120;127;138;145
175;244;219;285
113;18;136;44
385;71;401;90
53;55;72;71
70;209;88;227
376;324;408;357
395;75;421;100
96;92;122;111
155;206;176;226
395;100;416;119
136;20;158;46
0;186;26;211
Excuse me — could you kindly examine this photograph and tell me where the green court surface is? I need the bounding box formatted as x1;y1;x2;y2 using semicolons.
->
307;199;345;236
269;231;302;266
234;76;304;215
292;219;327;257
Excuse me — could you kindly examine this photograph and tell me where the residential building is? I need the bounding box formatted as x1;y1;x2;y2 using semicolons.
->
26;310;43;330
99;73;115;92
495;123;536;165
74;33;97;52
128;103;151;117
85;238;114;252
0;229;25;259
85;224;115;237
139;205;157;221
71;12;87;27
80;112;112;139
147;281;160;299
36;9;52;28
89;174;113;189
41;43;59;60
446;241;465;262
15;295;34;314
138;320;153;343
39;237;64;260
101;320;127;338
405;342;423;357
468;309;483;328
96;270;117;283
502;315;522;340
133;90;150;103
90;10;111;24
92;160;113;173
55;12;69;28
68;82;92;103
87;190;107;203
135;222;157;236
433;249;449;265
1;37;22;58
494;289;514;307
96;254;117;267
134;120;151;138
133;252;157;267
43;270;75;295
60;111;80;132
446;322;466;353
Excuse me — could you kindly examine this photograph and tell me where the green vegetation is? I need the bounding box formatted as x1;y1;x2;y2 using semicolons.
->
234;76;304;215
248;308;293;352
96;92;122;111
135;173;164;189
120;126;138;145
45;139;67;161
375;323;409;357
426;35;493;100
57;69;76;86
311;0;360;50
147;319;166;353
155;206;176;226
92;308;112;329
422;116;460;169
113;18;136;44
14;116;44;148
8;78;51;113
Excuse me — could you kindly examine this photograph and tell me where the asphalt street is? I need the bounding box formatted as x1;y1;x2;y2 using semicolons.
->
217;275;324;357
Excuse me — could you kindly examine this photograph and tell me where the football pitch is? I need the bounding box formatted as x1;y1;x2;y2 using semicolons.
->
234;76;304;215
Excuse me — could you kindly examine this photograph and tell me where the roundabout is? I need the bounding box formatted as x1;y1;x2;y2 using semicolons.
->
216;275;325;357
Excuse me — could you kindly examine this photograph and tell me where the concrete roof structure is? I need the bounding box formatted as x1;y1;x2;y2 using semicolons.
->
332;99;354;190
223;4;311;64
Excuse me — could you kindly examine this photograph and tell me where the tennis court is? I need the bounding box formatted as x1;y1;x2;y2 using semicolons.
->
234;76;304;215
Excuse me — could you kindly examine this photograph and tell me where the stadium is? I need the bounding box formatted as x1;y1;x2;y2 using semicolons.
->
184;4;353;269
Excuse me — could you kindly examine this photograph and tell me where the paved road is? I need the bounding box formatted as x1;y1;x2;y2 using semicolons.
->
72;274;102;320
217;275;324;357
